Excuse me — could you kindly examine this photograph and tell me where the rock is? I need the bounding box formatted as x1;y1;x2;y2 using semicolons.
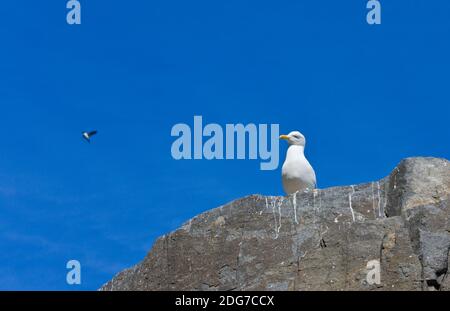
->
100;157;450;291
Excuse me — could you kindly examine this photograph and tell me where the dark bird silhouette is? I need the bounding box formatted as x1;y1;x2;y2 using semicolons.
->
82;130;98;143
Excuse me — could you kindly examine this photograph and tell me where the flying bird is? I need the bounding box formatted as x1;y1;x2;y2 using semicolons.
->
82;130;98;143
280;131;316;195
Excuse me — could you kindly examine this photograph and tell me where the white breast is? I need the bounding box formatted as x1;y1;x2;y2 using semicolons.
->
281;145;316;194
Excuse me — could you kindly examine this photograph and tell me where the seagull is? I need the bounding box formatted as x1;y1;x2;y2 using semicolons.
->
82;130;98;143
280;131;316;195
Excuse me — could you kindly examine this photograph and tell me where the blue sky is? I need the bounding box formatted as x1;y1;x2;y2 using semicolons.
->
0;1;449;290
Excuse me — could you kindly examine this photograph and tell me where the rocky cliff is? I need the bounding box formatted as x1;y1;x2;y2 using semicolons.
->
100;157;450;291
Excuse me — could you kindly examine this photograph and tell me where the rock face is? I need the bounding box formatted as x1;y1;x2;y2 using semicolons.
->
100;157;450;291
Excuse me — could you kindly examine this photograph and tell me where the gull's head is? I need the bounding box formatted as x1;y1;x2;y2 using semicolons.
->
279;131;306;146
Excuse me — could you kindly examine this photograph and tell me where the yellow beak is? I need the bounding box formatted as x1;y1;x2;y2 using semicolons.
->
279;135;289;140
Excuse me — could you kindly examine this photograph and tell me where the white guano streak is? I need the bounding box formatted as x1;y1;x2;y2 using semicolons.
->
292;193;298;224
377;181;382;218
348;185;356;222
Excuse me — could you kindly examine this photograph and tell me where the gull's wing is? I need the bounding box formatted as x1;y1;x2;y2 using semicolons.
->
88;130;98;137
